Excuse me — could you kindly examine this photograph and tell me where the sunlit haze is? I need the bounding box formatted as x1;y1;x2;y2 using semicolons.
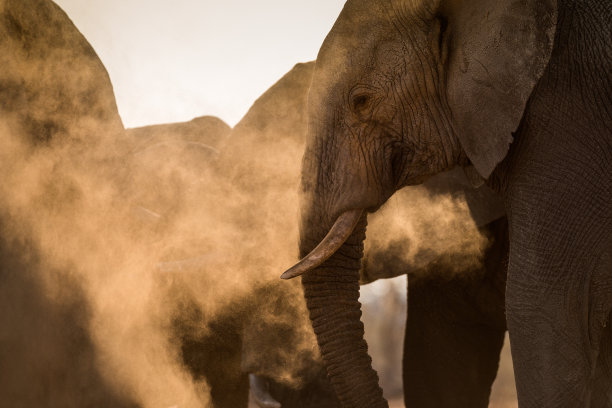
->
2;2;520;406
54;0;346;127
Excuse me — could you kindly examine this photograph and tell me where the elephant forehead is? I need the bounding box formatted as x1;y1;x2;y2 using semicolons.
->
313;2;430;95
317;1;395;68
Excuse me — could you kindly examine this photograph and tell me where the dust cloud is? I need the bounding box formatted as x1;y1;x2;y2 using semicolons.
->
0;1;503;407
0;2;211;401
0;1;320;404
363;179;489;284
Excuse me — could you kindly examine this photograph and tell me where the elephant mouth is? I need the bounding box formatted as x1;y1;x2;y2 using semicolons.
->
280;208;363;279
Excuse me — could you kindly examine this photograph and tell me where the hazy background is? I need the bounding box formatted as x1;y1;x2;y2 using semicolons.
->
0;1;516;406
51;3;517;407
54;0;345;128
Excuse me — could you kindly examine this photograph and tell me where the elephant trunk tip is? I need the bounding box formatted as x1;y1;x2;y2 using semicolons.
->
280;208;363;280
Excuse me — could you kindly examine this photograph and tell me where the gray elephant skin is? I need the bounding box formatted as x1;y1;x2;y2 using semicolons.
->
281;0;612;407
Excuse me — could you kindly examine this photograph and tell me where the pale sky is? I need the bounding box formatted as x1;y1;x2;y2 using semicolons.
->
54;0;345;128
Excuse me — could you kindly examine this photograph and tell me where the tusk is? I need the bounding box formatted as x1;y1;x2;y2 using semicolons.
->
249;374;281;408
281;208;363;280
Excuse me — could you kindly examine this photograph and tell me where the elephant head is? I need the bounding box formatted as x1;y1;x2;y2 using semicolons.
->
282;0;557;406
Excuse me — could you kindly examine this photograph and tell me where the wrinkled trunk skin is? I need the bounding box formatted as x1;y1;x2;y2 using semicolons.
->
300;213;388;408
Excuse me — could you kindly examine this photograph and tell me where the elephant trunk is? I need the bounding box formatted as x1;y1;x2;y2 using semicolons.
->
288;211;388;408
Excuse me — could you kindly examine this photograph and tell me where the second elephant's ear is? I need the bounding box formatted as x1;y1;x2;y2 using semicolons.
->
444;0;557;178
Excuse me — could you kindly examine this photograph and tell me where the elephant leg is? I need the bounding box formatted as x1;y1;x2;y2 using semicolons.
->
504;154;612;407
592;312;612;407
505;194;611;407
403;218;509;408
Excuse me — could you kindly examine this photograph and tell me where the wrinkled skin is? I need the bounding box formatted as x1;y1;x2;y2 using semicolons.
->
289;0;612;407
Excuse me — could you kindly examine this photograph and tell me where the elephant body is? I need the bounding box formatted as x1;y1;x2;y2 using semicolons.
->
499;3;611;405
0;0;123;147
0;0;134;406
282;0;612;407
0;223;136;408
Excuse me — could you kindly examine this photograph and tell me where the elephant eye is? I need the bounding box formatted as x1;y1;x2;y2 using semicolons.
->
351;93;371;117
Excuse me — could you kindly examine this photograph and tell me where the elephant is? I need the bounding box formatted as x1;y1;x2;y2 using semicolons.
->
0;221;137;408
0;0;135;406
0;0;124;148
281;0;612;407
137;60;514;407
138;59;520;406
124;116;231;223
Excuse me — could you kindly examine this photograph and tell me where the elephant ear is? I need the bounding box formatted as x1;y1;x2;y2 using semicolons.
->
445;0;557;178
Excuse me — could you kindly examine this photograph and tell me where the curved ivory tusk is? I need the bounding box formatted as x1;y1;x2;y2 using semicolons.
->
249;374;282;408
281;208;363;280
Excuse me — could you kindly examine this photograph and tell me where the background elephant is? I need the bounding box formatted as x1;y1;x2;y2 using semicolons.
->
0;0;134;406
126;115;231;153
124;61;341;408
0;2;331;403
282;0;611;407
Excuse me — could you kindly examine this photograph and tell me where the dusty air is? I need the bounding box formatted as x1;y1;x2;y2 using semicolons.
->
1;1;609;408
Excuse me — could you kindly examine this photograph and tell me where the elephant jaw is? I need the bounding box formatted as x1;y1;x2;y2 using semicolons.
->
281;208;363;279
